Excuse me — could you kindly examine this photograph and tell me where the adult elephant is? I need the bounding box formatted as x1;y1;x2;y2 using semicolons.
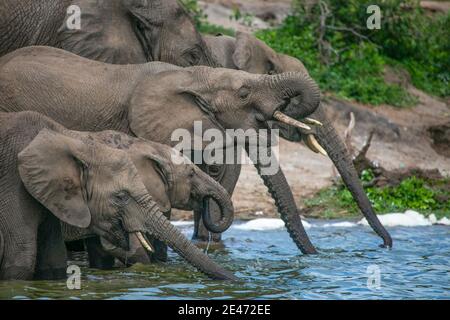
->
0;111;236;280
0;0;216;67
201;31;392;248
0;46;322;255
63;130;235;267
0;0;320;255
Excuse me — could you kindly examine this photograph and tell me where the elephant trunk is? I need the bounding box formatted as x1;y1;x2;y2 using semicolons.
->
197;177;235;234
312;106;393;248
266;72;321;118
248;145;317;254
139;196;237;280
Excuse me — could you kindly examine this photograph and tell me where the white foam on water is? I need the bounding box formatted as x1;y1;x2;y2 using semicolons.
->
172;210;449;231
322;221;358;228
437;217;450;225
358;210;446;227
233;218;310;231
172;221;194;227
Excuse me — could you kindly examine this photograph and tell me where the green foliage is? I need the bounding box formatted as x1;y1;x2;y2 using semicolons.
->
179;0;207;28
230;7;255;27
180;0;235;36
306;170;450;219
199;22;235;37
257;0;449;106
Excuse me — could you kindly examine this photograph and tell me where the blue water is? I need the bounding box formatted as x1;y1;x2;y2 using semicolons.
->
0;220;448;300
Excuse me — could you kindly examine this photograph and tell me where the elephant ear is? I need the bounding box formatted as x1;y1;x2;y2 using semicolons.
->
233;31;253;70
129;69;222;148
56;0;147;64
233;31;280;74
18;129;92;228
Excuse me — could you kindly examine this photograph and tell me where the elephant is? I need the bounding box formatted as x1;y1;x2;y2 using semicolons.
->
0;0;216;67
0;46;322;255
0;111;237;280
0;0;322;256
62;129;235;267
200;31;393;248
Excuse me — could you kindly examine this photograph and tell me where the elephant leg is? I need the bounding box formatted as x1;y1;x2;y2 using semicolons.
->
35;214;68;280
85;237;115;270
0;224;37;280
192;163;242;247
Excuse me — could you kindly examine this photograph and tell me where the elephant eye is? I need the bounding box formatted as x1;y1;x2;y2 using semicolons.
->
112;191;130;206
267;60;277;75
183;49;201;66
238;86;251;100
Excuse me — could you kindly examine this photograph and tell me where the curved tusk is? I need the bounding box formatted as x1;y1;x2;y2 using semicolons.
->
304;118;323;126
136;232;154;253
306;134;328;156
273;111;311;131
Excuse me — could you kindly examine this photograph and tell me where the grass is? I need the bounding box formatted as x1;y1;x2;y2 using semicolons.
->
304;172;450;219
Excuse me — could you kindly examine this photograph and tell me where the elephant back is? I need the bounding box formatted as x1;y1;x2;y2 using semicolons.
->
56;0;147;64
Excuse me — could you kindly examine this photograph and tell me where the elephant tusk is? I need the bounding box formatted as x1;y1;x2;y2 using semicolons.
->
304;118;323;126
305;134;328;156
273;111;312;131
136;232;154;253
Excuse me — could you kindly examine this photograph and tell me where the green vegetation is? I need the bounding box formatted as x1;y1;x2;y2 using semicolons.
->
198;22;235;37
305;170;450;219
180;0;235;36
256;0;449;107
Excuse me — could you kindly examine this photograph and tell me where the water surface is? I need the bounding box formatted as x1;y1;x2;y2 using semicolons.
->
0;219;448;300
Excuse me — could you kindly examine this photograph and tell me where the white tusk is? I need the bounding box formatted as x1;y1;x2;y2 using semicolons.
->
304;118;323;126
306;134;328;156
273;111;312;131
136;232;154;253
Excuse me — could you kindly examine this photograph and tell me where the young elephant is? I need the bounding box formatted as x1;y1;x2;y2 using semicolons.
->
202;31;393;249
0;46;322;256
64;130;235;266
0;111;236;280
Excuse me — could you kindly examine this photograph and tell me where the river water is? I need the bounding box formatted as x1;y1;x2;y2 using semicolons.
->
0;217;448;300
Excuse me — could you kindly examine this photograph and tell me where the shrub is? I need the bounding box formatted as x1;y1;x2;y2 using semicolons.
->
257;0;449;106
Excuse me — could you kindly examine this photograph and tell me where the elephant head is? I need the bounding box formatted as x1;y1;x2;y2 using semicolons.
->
94;132;234;234
129;67;321;144
212;31;392;248
18;129;237;280
58;0;217;66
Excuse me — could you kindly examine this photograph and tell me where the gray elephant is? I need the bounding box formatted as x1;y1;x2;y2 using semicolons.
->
0;111;237;280
0;0;216;67
0;46;322;255
200;31;392;248
0;0;323;255
62;130;235;267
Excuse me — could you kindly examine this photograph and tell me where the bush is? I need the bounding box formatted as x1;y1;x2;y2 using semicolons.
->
306;170;450;219
257;0;449;106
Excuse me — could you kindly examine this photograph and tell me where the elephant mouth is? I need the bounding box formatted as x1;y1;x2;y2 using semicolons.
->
100;232;154;254
271;101;327;156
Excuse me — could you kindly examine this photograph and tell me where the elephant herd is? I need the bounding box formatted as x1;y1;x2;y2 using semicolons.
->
0;0;392;281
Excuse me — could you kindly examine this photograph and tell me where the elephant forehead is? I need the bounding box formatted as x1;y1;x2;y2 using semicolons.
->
90;131;137;150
